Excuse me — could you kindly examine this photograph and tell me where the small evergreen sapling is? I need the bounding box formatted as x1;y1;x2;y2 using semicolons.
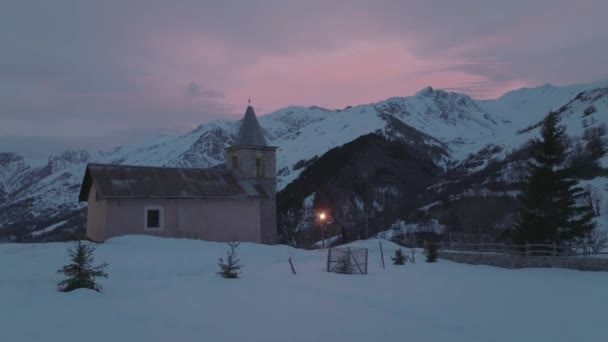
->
424;241;439;263
391;248;407;265
57;240;108;292
217;239;242;278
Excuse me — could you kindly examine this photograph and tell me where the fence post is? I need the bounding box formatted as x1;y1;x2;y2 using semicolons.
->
289;257;296;275
326;248;331;272
379;241;386;269
525;242;530;258
347;247;352;274
364;248;369;274
552;242;556;259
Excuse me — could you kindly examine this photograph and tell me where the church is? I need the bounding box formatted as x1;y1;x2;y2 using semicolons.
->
78;105;277;244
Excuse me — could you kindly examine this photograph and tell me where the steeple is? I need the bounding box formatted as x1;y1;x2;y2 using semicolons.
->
225;102;278;244
226;103;277;179
234;105;267;147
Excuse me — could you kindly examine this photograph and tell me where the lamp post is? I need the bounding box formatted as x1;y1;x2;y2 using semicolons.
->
318;211;327;248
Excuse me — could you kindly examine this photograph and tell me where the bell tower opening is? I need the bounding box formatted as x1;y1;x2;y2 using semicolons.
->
232;154;238;169
255;155;264;178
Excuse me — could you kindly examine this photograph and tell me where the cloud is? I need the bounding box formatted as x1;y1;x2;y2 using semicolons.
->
185;82;201;98
185;82;224;99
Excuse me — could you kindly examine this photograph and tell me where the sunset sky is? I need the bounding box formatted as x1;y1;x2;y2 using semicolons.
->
2;0;608;156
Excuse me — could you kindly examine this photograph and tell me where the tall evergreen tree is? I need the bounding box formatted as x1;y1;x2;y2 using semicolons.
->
514;112;595;244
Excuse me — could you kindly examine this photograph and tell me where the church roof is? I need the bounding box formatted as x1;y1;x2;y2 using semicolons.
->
78;163;266;201
234;105;268;147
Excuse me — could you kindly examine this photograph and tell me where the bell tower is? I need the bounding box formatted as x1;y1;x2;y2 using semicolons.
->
226;103;277;244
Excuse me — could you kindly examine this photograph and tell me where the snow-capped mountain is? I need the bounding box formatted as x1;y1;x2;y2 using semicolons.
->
1;80;607;241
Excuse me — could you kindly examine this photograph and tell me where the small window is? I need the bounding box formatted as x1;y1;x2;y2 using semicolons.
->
255;156;264;178
147;210;160;228
232;154;238;169
144;206;163;230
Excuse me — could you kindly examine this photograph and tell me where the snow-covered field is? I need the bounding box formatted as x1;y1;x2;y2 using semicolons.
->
1;236;607;342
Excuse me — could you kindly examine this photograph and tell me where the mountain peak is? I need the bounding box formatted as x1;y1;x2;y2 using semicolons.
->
416;86;434;96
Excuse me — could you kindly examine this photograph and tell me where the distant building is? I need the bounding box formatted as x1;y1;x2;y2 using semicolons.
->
78;105;277;244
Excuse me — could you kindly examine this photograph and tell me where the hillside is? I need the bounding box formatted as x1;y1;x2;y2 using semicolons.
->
1;236;607;342
1;80;608;241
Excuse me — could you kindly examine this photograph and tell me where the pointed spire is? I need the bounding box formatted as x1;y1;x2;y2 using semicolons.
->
234;105;267;146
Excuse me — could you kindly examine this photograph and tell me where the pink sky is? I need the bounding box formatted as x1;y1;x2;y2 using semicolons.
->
1;0;607;156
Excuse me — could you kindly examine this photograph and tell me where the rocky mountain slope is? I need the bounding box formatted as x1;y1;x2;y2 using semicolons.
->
1;80;607;242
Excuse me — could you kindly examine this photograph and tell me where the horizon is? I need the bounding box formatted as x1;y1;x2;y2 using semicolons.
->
2;1;608;158
2;78;606;159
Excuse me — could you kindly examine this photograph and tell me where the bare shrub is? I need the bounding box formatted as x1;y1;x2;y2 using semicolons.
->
581;185;603;217
586;230;608;255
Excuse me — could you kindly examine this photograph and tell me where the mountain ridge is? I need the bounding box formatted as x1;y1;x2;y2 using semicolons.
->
1;80;607;241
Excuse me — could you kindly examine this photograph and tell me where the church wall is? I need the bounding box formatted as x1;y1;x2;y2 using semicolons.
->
96;197;262;242
86;184;107;242
259;197;277;244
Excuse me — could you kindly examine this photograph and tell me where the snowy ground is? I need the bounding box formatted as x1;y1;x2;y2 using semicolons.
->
1;236;607;342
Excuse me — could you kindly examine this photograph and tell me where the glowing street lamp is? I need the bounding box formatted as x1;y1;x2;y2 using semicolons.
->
318;211;328;248
319;212;327;221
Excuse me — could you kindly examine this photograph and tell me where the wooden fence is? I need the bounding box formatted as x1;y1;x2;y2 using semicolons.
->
441;242;570;257
392;235;608;258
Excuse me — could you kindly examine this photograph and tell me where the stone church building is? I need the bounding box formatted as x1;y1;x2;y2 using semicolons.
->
78;105;277;244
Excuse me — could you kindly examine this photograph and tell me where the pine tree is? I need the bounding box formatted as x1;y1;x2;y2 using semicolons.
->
424;241;438;263
514;112;595;244
217;239;242;279
57;241;108;292
391;248;407;265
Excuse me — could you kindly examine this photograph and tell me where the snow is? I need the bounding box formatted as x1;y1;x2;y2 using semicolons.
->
579;177;608;232
480;80;608;129
31;220;67;237
1;236;607;342
313;235;341;248
377;219;447;240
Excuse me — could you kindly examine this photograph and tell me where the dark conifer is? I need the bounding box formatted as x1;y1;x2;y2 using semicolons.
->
391;248;407;265
514;112;595;244
424;241;438;263
57;241;108;292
